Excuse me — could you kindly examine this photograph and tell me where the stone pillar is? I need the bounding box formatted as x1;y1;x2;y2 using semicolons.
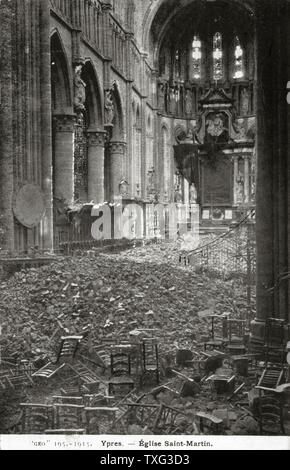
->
40;0;54;251
108;141;127;200
233;155;239;205
0;0;14;251
87;129;107;203
53;114;76;204
244;156;250;203
251;0;289;346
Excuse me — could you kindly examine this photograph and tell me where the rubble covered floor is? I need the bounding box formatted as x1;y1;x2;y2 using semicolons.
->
1;242;288;435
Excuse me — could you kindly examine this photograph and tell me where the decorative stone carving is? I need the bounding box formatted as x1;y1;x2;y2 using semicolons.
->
189;184;198;203
119;180;129;197
157;82;165;111
53;114;76;133
104;89;115;125
109;141;126;154
205;112;229;144
87;129;107;147
240;87;250;116
184;89;193;116
74;65;86;113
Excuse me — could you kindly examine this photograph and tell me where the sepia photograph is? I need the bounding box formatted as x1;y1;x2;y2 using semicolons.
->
0;0;289;452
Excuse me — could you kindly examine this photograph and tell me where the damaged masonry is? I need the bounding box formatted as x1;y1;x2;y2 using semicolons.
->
0;0;290;440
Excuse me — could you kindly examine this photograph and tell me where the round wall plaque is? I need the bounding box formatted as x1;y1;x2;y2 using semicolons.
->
13;183;45;229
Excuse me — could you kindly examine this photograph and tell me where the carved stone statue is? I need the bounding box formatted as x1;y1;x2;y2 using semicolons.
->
168;87;176;115
104;89;115;125
189;184;197;203
184;89;192;116
235;123;247;141
74;65;86;113
119;180;129;197
240;87;250;116
158;83;165;110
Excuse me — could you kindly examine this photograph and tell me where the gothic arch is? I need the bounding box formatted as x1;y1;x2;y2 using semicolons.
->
81;59;104;128
50;30;72;112
111;82;125;140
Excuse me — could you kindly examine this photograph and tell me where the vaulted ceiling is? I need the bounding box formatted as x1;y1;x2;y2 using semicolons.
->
145;0;254;62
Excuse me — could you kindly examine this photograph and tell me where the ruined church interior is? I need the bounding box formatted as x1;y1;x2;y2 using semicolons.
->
0;0;289;439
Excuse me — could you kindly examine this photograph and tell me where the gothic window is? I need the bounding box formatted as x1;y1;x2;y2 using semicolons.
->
213;32;223;81
74;112;88;202
175;49;181;79
192;36;201;80
233;37;244;79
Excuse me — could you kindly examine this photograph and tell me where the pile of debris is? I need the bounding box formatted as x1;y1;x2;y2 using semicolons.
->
0;246;255;363
0;242;266;434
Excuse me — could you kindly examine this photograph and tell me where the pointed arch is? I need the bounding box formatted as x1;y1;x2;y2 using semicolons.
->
50;30;72;112
111;81;125;140
81;59;104;128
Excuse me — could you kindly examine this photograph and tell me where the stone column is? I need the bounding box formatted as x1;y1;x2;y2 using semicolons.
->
53;114;76;204
87;129;107;203
40;0;54;251
233;155;239;205
251;0;289;346
0;0;14;251
108;141;127;200
244;156;250;203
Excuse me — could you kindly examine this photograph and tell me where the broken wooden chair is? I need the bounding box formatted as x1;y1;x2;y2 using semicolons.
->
140;339;159;387
19;403;54;433
263;318;288;364
85;406;119;434
256;318;288;396
111;403;160;434
83;393;115;407
52;396;84;405
56;336;83;364
32;335;83;380
206;374;236;395
108;352;135;400
0;369;34;391
257;394;285;435
195;411;223;435
66;361;101;391
153;404;193;434
224;318;247;355
203;315;227;351
51;404;84;432
256;366;286;394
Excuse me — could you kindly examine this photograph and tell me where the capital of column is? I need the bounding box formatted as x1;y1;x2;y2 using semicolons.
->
86;128;107;147
53;114;76;133
109;141;127;154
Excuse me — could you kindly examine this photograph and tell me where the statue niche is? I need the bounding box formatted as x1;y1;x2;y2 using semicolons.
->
104;88;115;126
74;65;86;113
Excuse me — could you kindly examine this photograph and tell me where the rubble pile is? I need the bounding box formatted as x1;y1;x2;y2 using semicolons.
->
0;242;262;435
0;246;255;362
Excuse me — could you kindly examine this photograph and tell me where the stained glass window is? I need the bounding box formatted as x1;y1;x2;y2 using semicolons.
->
234;37;244;79
192;36;201;80
213;32;223;81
